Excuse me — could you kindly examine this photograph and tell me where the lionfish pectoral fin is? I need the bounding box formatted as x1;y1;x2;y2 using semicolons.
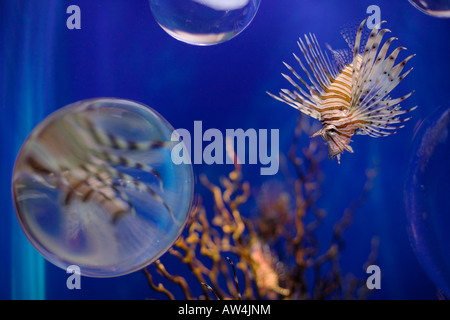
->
111;209;130;224
329;153;342;164
344;144;354;153
266;91;298;111
94;149;165;191
78;112;173;152
108;169;180;226
311;129;323;138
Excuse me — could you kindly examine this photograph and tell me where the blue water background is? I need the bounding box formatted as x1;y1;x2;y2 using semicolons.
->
1;0;449;299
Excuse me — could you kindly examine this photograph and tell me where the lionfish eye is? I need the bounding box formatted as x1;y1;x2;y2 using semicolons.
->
328;128;337;133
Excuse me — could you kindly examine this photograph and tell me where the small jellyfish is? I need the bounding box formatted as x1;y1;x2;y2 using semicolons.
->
408;0;450;18
12;98;193;277
405;104;450;296
149;0;261;46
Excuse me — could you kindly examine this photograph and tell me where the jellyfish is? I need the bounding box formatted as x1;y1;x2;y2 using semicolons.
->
12;98;193;277
405;104;450;296
148;0;261;46
408;0;450;17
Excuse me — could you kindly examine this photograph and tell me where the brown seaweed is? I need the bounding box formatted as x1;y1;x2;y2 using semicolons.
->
143;114;378;300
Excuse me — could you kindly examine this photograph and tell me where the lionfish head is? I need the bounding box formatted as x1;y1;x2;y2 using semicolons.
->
312;124;355;164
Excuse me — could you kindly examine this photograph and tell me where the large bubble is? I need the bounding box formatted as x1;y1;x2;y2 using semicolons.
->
12;98;193;277
405;104;450;296
408;0;450;18
149;0;261;46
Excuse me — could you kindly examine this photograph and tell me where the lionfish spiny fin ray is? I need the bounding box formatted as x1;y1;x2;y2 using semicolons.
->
55;164;136;223
29;108;177;224
85;145;178;224
268;19;416;163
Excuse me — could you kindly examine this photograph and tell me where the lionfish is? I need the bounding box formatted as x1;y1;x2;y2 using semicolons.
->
13;100;175;225
268;19;417;163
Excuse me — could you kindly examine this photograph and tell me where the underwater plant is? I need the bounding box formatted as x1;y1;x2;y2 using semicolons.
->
143;114;378;300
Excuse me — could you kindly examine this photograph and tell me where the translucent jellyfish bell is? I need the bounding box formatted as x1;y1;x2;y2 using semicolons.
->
149;0;261;46
405;104;450;296
408;0;450;18
12;98;193;278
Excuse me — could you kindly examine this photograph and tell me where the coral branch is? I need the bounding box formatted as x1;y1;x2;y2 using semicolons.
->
143;114;377;300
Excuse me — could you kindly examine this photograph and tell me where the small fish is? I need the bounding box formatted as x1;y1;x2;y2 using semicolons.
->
268;19;417;163
19;103;175;225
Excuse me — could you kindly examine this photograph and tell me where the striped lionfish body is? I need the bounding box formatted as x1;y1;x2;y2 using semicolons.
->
14;100;175;225
268;19;417;163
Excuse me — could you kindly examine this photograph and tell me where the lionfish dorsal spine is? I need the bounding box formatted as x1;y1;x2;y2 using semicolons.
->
268;18;416;162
